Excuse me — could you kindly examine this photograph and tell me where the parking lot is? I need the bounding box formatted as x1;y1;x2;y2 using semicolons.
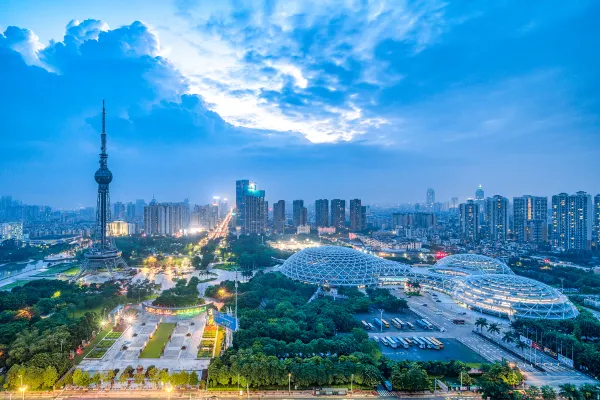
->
378;337;487;363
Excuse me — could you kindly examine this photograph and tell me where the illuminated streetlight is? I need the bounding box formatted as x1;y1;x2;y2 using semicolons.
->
165;383;173;400
288;373;291;395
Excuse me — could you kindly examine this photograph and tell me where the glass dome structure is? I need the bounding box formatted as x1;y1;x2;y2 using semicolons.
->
280;246;410;286
452;275;579;320
433;254;513;276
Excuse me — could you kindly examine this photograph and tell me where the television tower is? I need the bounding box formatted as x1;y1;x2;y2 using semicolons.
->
81;101;127;277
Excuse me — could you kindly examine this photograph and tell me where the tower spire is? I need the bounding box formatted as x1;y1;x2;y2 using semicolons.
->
100;100;107;167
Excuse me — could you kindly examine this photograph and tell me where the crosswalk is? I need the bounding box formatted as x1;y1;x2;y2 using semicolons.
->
377;389;396;397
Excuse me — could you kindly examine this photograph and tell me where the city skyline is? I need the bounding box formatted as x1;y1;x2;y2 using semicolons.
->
1;1;600;206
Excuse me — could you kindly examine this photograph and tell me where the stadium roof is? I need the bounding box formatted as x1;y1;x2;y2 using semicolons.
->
433;254;513;276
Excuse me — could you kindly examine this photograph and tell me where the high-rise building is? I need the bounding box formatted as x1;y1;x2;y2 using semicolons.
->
484;195;509;241
315;199;329;227
552;192;593;251
449;197;459;214
594;194;600;251
135;199;146;219
513;195;548;243
475;185;485;200
235;180;250;227
361;205;367;230
0;222;23;242
426;188;435;211
273;200;285;233
331;199;346;229
392;212;437;230
219;198;229;219
349;199;363;232
459;200;480;241
126;202;136;222
292;200;306;227
113;201;125;220
144;200;190;235
243;183;266;234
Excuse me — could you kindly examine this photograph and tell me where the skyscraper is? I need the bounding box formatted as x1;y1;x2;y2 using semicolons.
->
243;183;266;234
315;199;329;227
113;201;125;220
459;200;480;241
331;199;346;229
426;188;435;211
349;199;362;232
273;200;285;233
594;194;600;251
83;102;127;275
292;200;306;227
475;185;485;224
552;192;593;251
219;198;229;219
144;200;190;235
513;195;548;243
235;180;250;227
449;197;459;214
484;195;509;241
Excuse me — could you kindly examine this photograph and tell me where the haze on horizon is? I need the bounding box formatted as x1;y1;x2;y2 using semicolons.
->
1;0;599;208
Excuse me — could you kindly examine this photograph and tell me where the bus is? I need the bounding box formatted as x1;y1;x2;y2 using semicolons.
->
367;322;376;330
422;319;434;329
420;337;434;349
381;319;391;328
416;319;428;329
361;320;370;330
380;337;389;346
373;318;385;330
404;337;413;346
386;337;398;349
452;319;466;325
372;336;379;343
406;322;415;330
412;336;425;349
397;337;409;349
428;337;443;349
391;318;404;329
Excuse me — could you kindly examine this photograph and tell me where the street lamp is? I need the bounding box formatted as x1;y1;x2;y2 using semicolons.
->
19;385;26;400
350;373;354;393
288;373;291;395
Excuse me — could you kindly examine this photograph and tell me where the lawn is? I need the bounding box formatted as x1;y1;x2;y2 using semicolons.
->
139;323;176;358
34;263;76;276
214;326;226;357
62;266;81;276
75;326;111;364
212;263;239;271
0;280;28;290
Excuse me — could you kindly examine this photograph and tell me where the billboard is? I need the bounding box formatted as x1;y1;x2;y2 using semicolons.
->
213;310;238;331
519;335;532;347
558;354;574;368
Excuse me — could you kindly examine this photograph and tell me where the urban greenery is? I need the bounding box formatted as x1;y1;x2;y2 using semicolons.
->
152;277;204;307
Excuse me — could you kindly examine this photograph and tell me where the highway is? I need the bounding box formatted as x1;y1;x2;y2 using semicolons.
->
208;211;232;241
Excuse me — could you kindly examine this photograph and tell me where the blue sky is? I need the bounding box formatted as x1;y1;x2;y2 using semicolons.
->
0;0;599;208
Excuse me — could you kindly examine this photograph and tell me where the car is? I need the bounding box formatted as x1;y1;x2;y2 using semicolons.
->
422;304;428;307
436;300;441;303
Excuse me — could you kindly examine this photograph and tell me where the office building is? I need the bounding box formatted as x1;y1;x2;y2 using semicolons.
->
392;212;437;230
595;194;600;250
315;199;329;227
109;220;135;236
459;200;480;241
273;200;286;233
135;199;146;219
126;202;136;222
513;196;548;243
219;198;229;219
144;200;190;235
235;180;250;227
0;222;23;242
293;200;307;227
426;188;435;211
243;184;266;234
113;201;125;220
331;199;346;229
475;185;485;223
552;192;593;251
484;195;509;241
350;199;363;232
449;197;459;214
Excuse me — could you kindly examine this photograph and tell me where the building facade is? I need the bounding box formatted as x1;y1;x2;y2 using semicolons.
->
459;200;480;241
331;199;346;229
235;180;250;227
0;222;23;242
552;192;593;251
426;188;435;211
595;194;600;251
485;195;509;241
292;200;307;227
273;200;285;233
513;195;548;243
315;199;329;227
144;200;190;235
349;199;363;232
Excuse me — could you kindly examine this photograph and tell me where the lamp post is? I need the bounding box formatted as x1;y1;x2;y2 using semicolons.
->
288;373;291;395
350;373;354;393
378;309;384;333
165;383;173;400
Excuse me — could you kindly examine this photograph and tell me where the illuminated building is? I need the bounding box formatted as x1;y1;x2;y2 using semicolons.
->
595;194;600;250
459;200;480;241
315;199;329;227
296;225;311;234
426;188;435;211
0;221;23;242
273;200;285;233
513;195;548;243
108;220;135;236
292;200;307;227
349;199;362;232
243;182;266;234
142;301;213;317
484;195;509;241
331;199;346;229
552;192;593;251
144;200;190;235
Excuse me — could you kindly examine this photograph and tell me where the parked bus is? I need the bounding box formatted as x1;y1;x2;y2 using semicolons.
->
380;337;389;346
422;319;434;329
452;319;466;325
412;336;425;349
381;319;391;328
392;318;404;329
372;336;379;343
428;337;443;349
367;322;376;330
416;319;429;330
420;337;434;349
397;337;409;349
406;322;415;330
373;318;385;330
404;337;413;346
386;337;398;349
361;320;370;330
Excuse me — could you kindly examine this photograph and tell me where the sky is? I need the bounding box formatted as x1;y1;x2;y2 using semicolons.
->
0;0;599;208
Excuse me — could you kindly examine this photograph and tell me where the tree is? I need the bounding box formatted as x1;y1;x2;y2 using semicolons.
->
525;385;541;400
134;372;145;386
541;385;557;400
488;322;501;335
159;369;170;385
578;384;599;400
5;364;26;389
43;366;58;389
502;332;514;344
558;384;581;400
479;380;514;400
475;317;489;333
118;372;129;385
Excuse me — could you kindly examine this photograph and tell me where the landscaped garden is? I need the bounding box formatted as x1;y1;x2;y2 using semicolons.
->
197;325;217;358
84;329;124;359
139;322;176;358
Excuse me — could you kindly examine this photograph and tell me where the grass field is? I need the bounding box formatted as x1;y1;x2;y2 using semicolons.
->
0;280;28;290
34;263;75;276
75;326;111;363
212;263;239;271
139;323;176;358
214;326;226;357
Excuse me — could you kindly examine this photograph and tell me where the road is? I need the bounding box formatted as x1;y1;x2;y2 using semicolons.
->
208;211;232;241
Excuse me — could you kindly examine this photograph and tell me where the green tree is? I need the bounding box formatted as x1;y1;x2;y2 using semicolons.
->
134;372;145;386
558;384;580;400
525;385;541;400
502;332;514;344
475;317;489;333
5;364;26;389
541;385;557;400
487;322;501;335
578;384;599;400
479;380;514;400
42;366;58;389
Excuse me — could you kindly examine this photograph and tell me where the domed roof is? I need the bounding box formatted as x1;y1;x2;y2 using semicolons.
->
433;254;513;275
95;167;113;184
453;274;578;320
280;246;408;286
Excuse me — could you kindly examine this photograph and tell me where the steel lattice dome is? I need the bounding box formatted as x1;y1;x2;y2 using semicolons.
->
453;275;579;320
433;254;513;276
280;246;407;286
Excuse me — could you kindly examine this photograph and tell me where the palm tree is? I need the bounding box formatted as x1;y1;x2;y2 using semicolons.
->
487;322;501;336
502;331;514;344
558;383;581;400
516;340;527;353
541;385;557;400
475;317;488;333
526;385;541;400
578;384;599;400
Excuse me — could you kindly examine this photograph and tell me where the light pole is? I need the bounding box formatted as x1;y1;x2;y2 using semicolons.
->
18;375;26;400
350;373;354;393
288;373;291;395
378;309;384;333
165;383;173;400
